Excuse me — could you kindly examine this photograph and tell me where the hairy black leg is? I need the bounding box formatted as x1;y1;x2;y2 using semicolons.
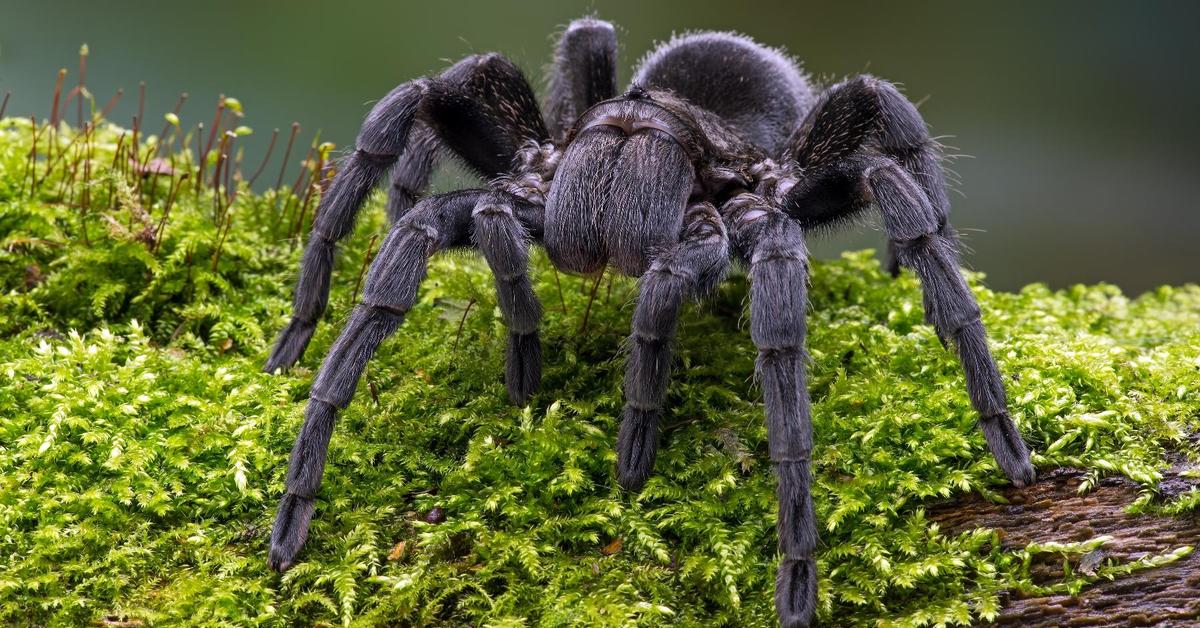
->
268;190;484;572
266;54;548;373
384;122;440;222
424;54;549;179
780;75;1033;485
545;18;618;141
725;196;816;628
785;76;951;253
869;159;1035;487
264;79;427;373
472;195;545;404
616;202;728;491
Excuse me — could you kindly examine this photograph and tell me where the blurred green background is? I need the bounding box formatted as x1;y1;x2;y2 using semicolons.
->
2;0;1197;293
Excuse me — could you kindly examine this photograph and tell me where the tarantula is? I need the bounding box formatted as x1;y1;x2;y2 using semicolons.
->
264;18;1035;627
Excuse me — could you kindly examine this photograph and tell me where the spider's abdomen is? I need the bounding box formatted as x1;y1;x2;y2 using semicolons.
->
544;98;696;277
633;32;815;157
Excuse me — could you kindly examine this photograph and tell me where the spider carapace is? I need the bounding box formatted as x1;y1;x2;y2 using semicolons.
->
264;18;1035;627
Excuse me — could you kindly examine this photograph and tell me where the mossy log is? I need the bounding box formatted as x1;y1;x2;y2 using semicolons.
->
931;466;1200;626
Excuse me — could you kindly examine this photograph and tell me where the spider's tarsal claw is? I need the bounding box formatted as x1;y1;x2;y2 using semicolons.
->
264;319;317;373
776;557;817;628
616;407;661;491
268;493;315;572
505;332;542;405
980;414;1036;488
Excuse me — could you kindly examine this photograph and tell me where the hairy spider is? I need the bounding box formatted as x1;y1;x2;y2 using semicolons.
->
264;19;1035;627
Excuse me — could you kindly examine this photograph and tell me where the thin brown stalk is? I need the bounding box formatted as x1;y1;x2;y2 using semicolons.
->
50;68;67;127
193;123;204;194
0;91;10;119
99;88;123;119
136;82;145;131
154;173;189;252
274;122;300;190
130;115;145;204
36;126;86;192
452;298;478;354
247;127;278;187
291;162;320;239
578;271;604;334
297;154;329;232
76;45;88;127
25;116;42;197
210;211;233;271
107;132;126;210
552;268;567;314
225;141;237;206
57;130;87;201
290;145;315;198
82;122;95;235
350;234;379;305
198;95;225;186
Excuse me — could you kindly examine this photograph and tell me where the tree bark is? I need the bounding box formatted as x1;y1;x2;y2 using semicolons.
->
929;465;1200;627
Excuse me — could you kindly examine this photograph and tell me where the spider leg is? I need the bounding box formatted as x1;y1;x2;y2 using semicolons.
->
269;189;492;572
616;202;728;490
545;18;618;141
724;196;816;628
872;159;1035;485
265;54;548;373
264;78;427;374
785;76;952;274
473;196;545;404
384;121;440;222
781;75;1034;487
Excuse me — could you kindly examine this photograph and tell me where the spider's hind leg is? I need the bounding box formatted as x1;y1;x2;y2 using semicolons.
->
546;18;618;140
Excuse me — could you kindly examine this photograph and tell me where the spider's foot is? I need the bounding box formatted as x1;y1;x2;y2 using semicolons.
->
268;493;315;572
980;414;1036;488
776;557;817;628
264;319;316;373
505;332;542;405
616;407;661;491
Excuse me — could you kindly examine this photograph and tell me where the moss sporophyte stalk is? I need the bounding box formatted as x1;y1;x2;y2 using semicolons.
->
0;107;1198;625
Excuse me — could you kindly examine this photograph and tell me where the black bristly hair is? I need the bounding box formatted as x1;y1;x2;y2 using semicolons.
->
264;20;1035;628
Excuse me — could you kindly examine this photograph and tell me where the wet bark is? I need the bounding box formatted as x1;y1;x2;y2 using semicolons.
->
929;466;1200;627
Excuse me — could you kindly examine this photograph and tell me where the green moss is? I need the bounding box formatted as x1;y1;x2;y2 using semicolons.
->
1;118;1198;627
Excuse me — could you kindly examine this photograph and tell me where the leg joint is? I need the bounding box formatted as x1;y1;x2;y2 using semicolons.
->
360;300;410;318
355;147;399;167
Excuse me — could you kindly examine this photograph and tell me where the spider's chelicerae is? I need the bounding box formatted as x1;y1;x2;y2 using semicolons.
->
265;18;1035;627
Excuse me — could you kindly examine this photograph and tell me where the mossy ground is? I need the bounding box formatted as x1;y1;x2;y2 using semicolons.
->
1;116;1198;627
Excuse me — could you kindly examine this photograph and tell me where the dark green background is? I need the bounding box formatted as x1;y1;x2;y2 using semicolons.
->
3;1;1197;293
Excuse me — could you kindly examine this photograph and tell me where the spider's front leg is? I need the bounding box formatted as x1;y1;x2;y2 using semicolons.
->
616;202;729;490
263;79;428;373
725;196;817;628
266;54;547;372
473;196;545;404
783;76;1035;487
268;189;540;571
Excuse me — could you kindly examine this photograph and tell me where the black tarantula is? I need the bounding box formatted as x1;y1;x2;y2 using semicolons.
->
265;18;1035;627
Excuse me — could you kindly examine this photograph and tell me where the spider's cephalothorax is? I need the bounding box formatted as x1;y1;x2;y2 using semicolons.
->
264;19;1035;627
